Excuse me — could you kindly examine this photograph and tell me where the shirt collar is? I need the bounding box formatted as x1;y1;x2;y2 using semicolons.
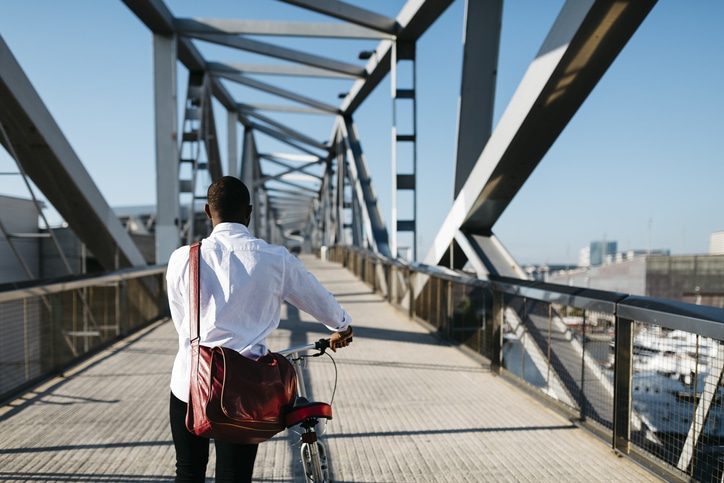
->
210;222;250;236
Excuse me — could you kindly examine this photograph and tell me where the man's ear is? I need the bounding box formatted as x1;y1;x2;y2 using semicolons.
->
246;205;253;224
204;204;212;220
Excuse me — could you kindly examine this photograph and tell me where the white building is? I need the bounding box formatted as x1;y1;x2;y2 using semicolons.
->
710;231;724;255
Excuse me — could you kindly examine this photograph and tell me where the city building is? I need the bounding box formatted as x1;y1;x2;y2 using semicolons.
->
711;231;724;255
585;240;617;267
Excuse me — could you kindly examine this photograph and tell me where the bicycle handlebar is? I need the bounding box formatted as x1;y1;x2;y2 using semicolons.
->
276;338;330;356
277;335;354;357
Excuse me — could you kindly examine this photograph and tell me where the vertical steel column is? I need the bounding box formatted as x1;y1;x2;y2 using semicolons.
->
153;33;179;263
391;41;417;260
453;0;502;197
612;316;633;453
227;111;238;178
336;147;346;245
240;127;258;235
491;289;504;373
178;72;206;244
580;310;588;420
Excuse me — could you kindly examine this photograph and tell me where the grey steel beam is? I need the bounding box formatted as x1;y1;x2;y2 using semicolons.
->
339;116;391;257
153;33;180;263
612;315;633;453
260;153;322;163
265;177;320;194
187;33;365;78
426;0;657;275
453;0;502;198
278;0;397;34
227;110;238;178
261;157;323;177
122;1;239;113
0;35;147;269
266;187;314;197
256;170;322;186
240;127;261;235
175;18;392;39
208;61;360;80
340;0;454;115
210;76;239;115
249;121;329;158
239;107;328;151
213;70;340;114
239;103;333;116
121;0;175;34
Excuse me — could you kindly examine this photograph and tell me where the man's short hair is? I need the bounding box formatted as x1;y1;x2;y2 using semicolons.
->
207;176;250;219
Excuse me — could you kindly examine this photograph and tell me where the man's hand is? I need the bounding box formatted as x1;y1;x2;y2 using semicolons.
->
330;326;353;352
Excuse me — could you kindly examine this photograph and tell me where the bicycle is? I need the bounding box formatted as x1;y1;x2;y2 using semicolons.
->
277;338;346;483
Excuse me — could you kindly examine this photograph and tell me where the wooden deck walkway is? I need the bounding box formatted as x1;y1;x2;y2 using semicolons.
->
0;255;662;482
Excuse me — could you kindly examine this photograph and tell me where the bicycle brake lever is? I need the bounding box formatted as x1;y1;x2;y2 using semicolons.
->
313;338;330;357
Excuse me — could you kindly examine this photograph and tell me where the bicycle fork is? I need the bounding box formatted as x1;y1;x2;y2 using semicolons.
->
300;421;329;483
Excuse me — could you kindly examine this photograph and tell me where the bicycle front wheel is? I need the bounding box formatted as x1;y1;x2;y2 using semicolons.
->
301;439;330;483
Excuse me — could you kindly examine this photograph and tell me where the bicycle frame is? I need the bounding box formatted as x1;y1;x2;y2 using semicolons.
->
277;340;333;483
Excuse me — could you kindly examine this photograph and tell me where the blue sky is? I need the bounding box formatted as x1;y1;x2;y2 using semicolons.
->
0;1;722;266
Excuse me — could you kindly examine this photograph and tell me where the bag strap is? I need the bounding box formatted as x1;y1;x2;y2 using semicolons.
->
189;241;201;344
186;241;201;408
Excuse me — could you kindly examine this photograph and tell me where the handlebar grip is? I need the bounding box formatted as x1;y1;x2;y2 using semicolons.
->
315;338;330;350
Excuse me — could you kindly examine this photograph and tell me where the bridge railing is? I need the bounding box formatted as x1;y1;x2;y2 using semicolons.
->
0;265;167;402
326;245;724;483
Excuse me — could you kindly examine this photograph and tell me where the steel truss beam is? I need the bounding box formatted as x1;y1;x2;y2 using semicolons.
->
0;35;147;270
336;116;391;257
188;33;366;79
278;0;398;35
174;18;393;39
122;0;451;258
426;0;657;278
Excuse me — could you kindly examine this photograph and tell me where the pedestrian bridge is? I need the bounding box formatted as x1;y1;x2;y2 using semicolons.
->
2;250;724;481
1;1;724;481
0;254;663;482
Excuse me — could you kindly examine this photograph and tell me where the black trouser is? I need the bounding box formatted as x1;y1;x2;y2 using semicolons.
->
169;392;258;482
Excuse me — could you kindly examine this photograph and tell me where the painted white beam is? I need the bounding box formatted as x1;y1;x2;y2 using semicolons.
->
426;0;657;274
153;33;180;263
249;122;328;158
453;0;502;198
188;33;365;78
0;36;147;269
239;107;329;151
340;0;454;115
175;18;392;39
213;70;339;114
238;103;333;116
207;61;360;80
278;0;397;34
339;116;391;257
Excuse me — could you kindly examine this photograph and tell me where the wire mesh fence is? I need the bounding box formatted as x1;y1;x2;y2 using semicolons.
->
327;245;724;482
0;267;166;402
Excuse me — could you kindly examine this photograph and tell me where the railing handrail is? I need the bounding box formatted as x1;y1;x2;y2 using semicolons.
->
336;244;724;335
0;264;167;303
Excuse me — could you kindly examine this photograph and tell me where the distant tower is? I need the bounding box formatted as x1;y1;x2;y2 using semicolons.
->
589;240;617;266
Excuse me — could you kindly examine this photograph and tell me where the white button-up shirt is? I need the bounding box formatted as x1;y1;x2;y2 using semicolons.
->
167;222;351;402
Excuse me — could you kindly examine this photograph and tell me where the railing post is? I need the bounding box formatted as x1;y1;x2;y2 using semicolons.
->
612;315;633;453
491;289;504;373
579;309;587;421
408;269;415;320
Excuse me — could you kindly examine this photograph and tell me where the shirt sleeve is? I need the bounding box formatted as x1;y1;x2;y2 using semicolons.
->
166;246;190;335
282;252;351;332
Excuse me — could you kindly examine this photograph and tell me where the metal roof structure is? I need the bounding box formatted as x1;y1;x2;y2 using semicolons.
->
0;0;658;279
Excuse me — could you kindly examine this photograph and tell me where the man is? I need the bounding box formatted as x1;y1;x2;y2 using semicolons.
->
166;176;353;482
